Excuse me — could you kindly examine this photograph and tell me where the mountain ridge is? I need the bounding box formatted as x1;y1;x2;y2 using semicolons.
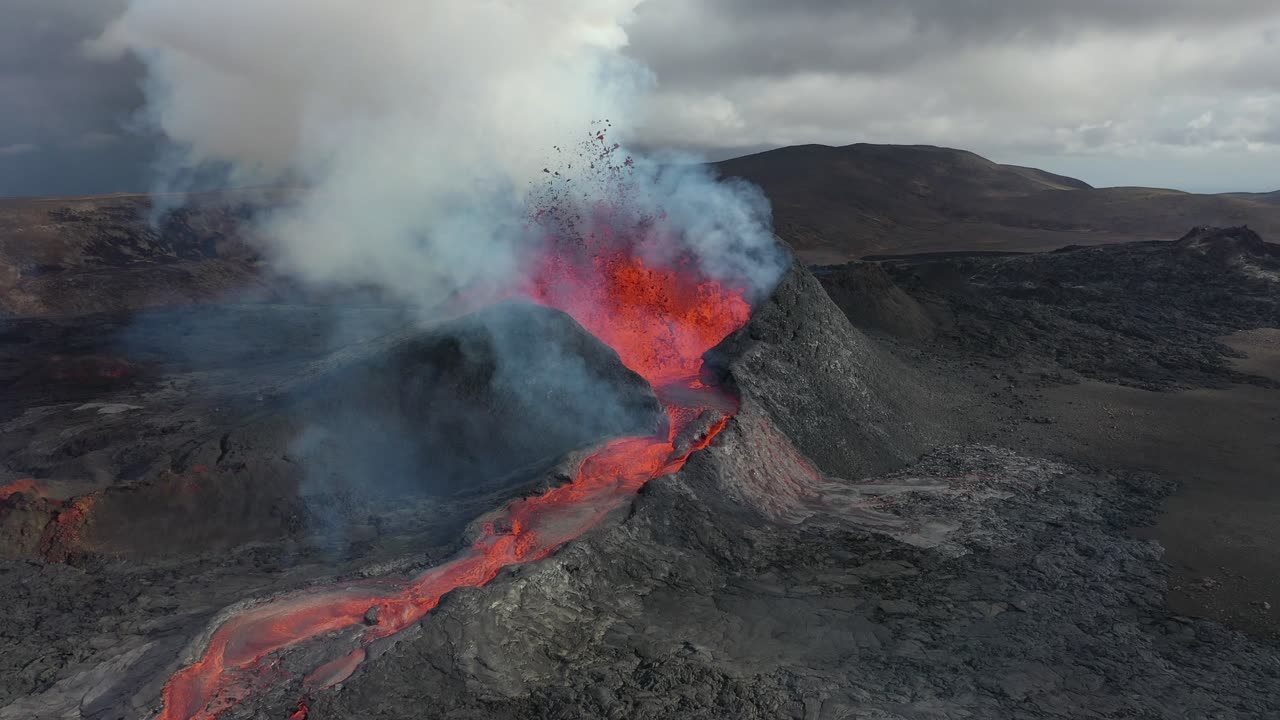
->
715;143;1280;263
3;143;1279;314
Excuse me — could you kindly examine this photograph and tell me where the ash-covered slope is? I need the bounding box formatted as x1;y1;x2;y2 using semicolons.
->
5;256;1280;720
0;301;668;717
311;444;1277;720
7;242;1280;720
0;258;957;718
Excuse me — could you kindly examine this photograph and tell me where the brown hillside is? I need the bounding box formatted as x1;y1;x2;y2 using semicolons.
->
716;144;1280;263
1225;190;1280;206
0;191;284;317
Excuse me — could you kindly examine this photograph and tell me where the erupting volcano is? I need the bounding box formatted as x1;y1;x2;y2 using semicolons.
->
156;226;757;720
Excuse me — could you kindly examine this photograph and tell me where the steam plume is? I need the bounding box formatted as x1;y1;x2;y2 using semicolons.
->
92;0;785;307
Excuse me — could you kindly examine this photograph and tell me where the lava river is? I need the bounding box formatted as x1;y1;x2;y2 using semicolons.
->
156;247;754;720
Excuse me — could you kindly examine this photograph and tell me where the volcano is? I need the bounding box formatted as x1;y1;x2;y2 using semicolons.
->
4;213;1280;719
0;219;959;720
152;237;760;720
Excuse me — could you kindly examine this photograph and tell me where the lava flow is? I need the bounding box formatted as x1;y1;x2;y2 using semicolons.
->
0;479;44;501
156;246;753;720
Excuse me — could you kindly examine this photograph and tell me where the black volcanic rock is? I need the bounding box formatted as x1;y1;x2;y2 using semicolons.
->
1173;225;1280;263
306;428;1279;720
6;243;1280;720
823;228;1280;390
0;193;271;317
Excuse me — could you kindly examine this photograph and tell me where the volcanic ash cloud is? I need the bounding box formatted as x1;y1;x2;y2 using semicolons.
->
91;0;785;308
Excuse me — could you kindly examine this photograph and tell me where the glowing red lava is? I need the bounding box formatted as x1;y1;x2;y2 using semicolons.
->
156;248;753;720
521;245;752;385
40;495;97;562
0;479;43;501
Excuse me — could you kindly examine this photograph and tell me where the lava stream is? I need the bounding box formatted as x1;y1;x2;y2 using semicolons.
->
0;479;43;501
157;246;753;720
158;384;735;720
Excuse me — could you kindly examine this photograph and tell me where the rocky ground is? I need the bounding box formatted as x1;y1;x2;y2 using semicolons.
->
2;230;1279;718
819;226;1280;390
818;225;1280;642
310;441;1276;720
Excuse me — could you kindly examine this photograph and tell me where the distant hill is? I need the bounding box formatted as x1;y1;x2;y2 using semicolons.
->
2;145;1278;316
716;144;1280;263
0;192;275;316
1225;190;1280;206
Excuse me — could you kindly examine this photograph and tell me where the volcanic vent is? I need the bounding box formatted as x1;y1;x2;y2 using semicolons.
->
147;216;766;719
1;216;975;720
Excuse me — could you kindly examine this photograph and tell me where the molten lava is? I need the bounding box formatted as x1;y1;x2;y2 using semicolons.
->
521;245;751;385
156;244;754;720
0;479;43;501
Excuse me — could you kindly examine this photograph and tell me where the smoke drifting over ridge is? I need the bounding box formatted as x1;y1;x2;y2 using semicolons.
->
92;0;785;308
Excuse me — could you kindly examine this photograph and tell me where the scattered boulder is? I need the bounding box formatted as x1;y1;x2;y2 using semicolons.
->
1173;225;1280;263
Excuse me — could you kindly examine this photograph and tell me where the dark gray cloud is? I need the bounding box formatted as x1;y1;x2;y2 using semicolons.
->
627;0;1280;87
624;0;1280;191
0;0;153;196
2;0;1279;196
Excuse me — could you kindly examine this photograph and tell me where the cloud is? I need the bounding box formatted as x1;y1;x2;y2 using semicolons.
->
4;0;1280;195
620;0;1280;189
67;131;122;150
626;0;1280;88
97;0;784;306
0;144;39;158
0;0;149;195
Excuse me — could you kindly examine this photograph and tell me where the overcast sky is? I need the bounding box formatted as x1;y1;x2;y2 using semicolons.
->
2;0;1278;197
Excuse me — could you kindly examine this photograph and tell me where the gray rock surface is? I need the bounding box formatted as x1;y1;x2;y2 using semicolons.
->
710;259;955;480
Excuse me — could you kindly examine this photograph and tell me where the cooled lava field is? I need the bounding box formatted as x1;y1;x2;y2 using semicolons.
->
3;225;1280;719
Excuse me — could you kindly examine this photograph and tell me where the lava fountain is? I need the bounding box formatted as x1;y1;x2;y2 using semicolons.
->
155;233;757;720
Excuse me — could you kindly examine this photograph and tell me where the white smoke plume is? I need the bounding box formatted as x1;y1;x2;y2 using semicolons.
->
92;0;784;309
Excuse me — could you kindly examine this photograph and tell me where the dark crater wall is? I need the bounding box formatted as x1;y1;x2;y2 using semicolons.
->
292;301;666;498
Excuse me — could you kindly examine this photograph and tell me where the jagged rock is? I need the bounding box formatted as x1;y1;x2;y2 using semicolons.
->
1173;225;1280;262
302;439;1278;720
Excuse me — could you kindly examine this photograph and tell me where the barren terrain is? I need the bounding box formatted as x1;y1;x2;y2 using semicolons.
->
2;147;1279;718
718;144;1280;262
817;227;1280;641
